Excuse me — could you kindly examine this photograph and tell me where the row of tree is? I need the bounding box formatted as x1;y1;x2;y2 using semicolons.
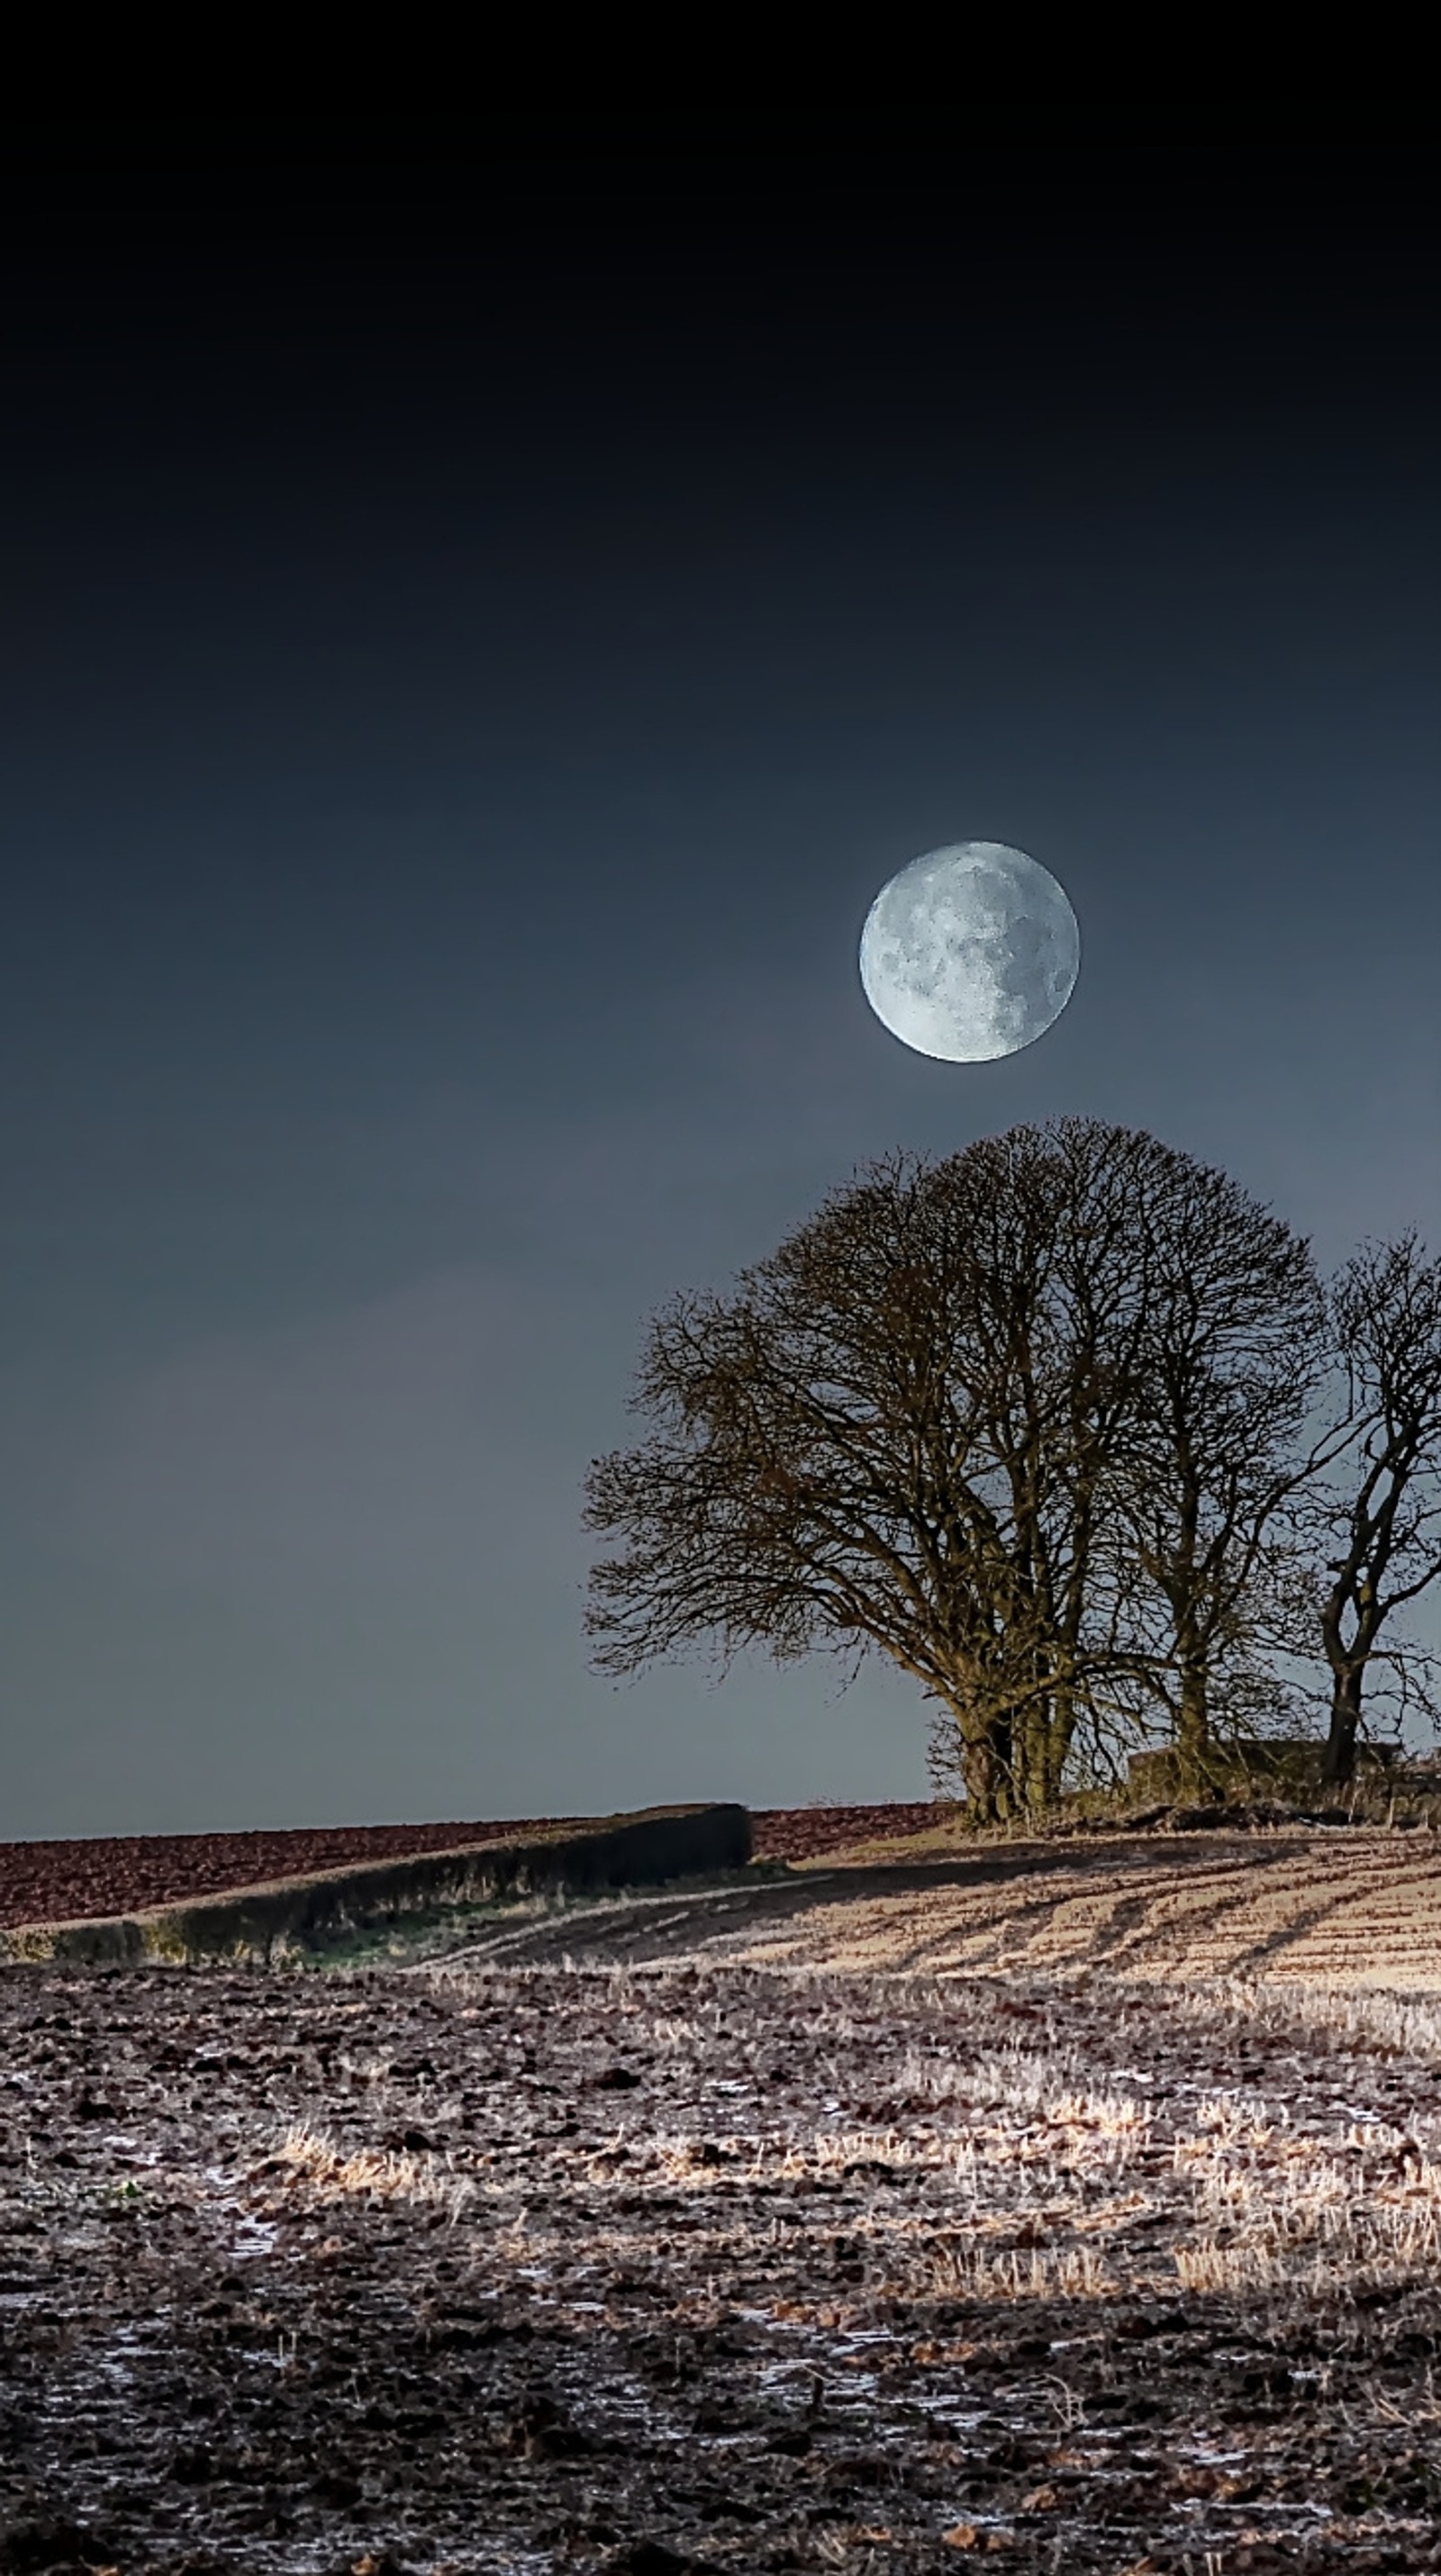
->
584;1120;1441;1821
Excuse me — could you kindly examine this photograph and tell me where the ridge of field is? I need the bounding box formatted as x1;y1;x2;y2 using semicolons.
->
0;1804;933;1931
445;1827;1441;1992
0;1817;570;1930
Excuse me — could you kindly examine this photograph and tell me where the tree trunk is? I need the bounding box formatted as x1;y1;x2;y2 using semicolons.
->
1323;1664;1364;1786
962;1709;1011;1825
1027;1681;1074;1813
1013;1696;1046;1817
1176;1648;1210;1789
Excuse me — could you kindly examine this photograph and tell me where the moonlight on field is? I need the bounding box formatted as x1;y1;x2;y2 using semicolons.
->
859;840;1081;1062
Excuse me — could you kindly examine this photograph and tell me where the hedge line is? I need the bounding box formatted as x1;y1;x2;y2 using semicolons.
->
0;1802;752;1966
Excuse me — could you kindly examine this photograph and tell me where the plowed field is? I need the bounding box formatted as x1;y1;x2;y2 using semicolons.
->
0;1807;931;1930
8;1942;1441;2570
0;1820;561;1930
752;1805;943;1865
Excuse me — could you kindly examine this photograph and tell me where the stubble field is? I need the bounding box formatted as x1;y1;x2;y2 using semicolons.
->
621;1825;1441;1992
5;1825;1441;2572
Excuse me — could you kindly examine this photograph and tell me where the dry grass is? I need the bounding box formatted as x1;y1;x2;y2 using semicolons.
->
639;1828;1441;1989
412;1957;1441;2313
1182;1974;1441;2056
275;2120;476;2220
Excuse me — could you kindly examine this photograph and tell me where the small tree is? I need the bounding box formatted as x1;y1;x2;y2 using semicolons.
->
1318;1234;1441;1785
585;1117;1323;1820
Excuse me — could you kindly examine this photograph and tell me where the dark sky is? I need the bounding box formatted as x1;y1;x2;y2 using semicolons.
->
2;120;1438;1834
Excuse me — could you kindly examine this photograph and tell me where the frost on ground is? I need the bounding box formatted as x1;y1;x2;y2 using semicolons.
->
6;1954;1441;2572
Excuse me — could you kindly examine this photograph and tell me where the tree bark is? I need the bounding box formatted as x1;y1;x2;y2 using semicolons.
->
1323;1663;1364;1787
963;1714;1011;1826
1319;1564;1380;1789
1174;1597;1211;1785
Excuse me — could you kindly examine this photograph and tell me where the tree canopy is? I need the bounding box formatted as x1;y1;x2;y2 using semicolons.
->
585;1118;1441;1815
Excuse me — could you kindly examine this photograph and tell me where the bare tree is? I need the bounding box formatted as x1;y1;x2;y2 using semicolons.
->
1109;1157;1327;1780
1317;1234;1441;1785
586;1123;1153;1822
585;1118;1323;1821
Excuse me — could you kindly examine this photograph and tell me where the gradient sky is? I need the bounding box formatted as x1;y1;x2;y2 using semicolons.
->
2;122;1438;1836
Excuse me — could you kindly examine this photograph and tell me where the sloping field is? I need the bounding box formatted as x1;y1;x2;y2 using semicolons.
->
0;1810;753;1968
452;1828;1441;1991
6;1813;1439;1988
746;1832;1441;1990
0;1804;912;1930
0;1818;562;1929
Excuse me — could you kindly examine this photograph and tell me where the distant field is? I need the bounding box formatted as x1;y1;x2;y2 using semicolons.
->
6;1809;1441;1995
753;1802;942;1863
0;1803;935;1930
0;1817;563;1928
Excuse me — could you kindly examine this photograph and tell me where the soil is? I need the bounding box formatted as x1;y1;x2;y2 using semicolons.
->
0;1810;936;1934
7;1849;1441;2571
751;1809;944;1867
0;1825;566;1933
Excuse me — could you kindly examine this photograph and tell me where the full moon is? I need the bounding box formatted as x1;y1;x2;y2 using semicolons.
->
858;840;1081;1062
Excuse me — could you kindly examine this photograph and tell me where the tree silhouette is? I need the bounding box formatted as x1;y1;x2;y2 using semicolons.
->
585;1118;1322;1820
1318;1234;1441;1785
1110;1152;1326;1777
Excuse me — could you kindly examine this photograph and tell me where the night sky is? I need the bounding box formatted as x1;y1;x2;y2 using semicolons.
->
2;121;1438;1836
